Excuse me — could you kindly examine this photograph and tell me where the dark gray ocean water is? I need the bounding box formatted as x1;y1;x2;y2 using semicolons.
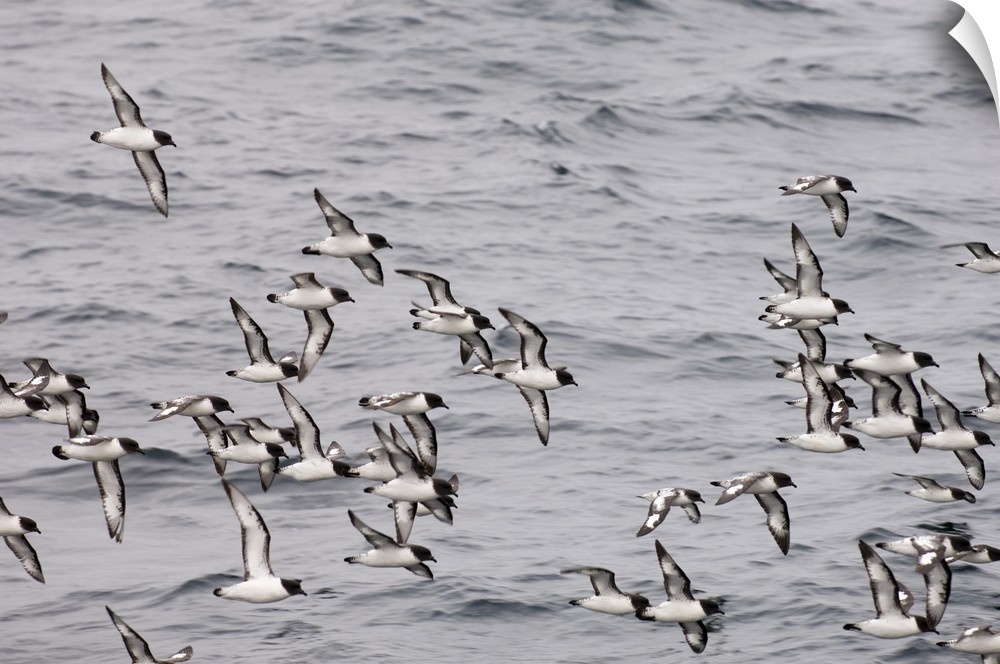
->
2;0;1000;661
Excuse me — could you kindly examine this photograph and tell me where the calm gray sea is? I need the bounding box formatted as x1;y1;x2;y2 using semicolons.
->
1;0;999;661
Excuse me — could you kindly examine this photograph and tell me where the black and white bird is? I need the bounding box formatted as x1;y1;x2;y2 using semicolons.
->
11;358;89;397
844;333;937;376
843;369;933;445
876;534;974;562
0;497;43;584
710;471;795;555
105;605;193;663
273;384;348;483
487;308;577;445
52;435;145;542
346;423;455;536
759;312;838;330
198;418;287;492
773;329;853;385
90;63;175;217
765;224;853;321
921;379;994;489
938;624;1000;660
947;544;1000;565
635;488;703;537
266;273;347;382
397;268;488;365
149;395;232;421
302;188;391;286
226;298;298;383
635;540;724;654
0;375;47;419
946;242;1000;273
213;480;307;603
561;566;650;616
267;272;354;311
344;509;436;579
359;391;448;475
239;417;294;446
343;422;399;482
777;355;864;453
843;540;938;638
893;473;976;504
963;354;1000;424
411;310;495;369
363;423;458;505
778;174;856;237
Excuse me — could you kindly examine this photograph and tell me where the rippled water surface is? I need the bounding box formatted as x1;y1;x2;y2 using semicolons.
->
2;0;1000;662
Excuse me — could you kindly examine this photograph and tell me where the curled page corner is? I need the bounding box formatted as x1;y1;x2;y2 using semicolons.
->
948;0;1000;129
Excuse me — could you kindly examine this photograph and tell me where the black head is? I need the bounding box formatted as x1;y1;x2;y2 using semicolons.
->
67;374;89;389
978;545;1000;561
19;516;40;534
701;599;724;616
410;544;436;562
333;460;356;477
913;351;937;368
832;299;854;315
302;246;320;255
368;233;392;250
687;490;705;503
212;588;223;597
153;130;176;147
953;488;977;504
265;443;288;459
433;477;457;497
279;363;299;379
833;365;854;381
119;437;145;455
210;396;233;413
470;314;494;331
913;417;934;434
974;431;994;447
332;287;354;303
834;175;856;193
771;472;796;488
556;368;577;386
843;433;864;451
281;578;307;597
425;393;448;409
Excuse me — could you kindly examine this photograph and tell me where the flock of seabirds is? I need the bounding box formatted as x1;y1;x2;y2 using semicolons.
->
3;63;1000;661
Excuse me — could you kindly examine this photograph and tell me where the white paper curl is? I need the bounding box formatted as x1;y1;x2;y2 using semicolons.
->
949;0;1000;128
